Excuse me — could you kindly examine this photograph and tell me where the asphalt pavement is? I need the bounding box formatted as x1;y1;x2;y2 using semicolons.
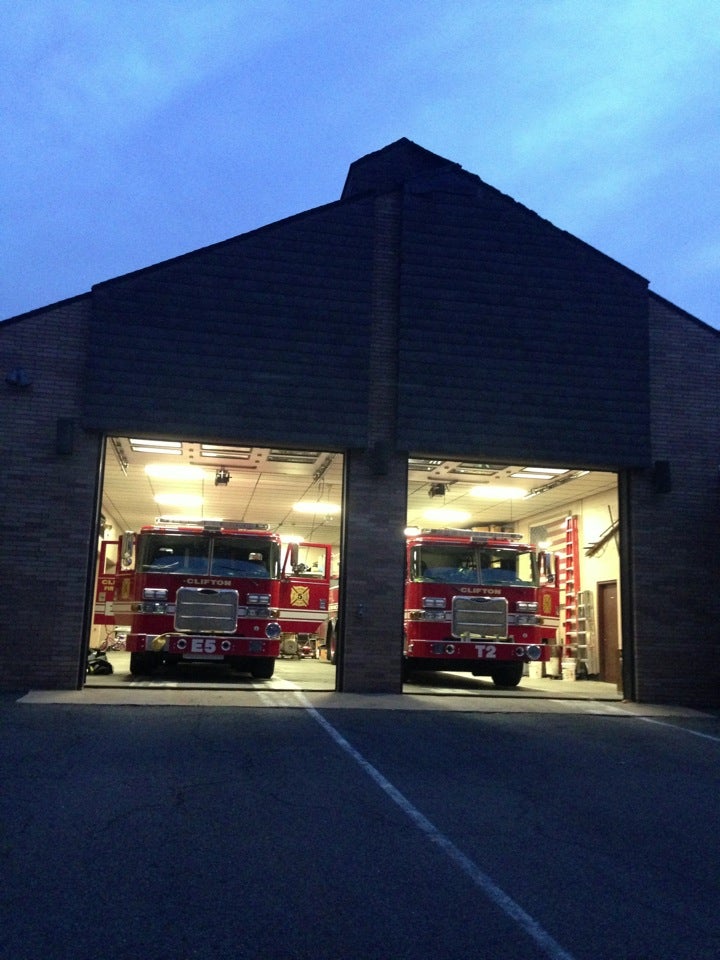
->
2;685;719;960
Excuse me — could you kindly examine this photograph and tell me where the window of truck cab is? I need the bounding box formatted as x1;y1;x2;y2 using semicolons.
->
410;544;538;586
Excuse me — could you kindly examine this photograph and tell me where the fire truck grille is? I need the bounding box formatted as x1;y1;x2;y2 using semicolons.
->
174;587;239;634
452;596;508;640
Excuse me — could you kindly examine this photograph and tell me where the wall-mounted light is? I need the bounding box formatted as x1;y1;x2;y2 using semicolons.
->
215;468;231;486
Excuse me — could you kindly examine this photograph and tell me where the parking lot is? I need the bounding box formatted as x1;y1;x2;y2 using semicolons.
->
6;680;720;960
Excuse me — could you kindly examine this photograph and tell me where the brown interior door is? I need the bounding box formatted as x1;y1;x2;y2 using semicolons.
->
598;581;619;684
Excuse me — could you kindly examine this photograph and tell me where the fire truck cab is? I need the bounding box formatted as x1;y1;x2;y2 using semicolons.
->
113;521;287;678
404;528;559;687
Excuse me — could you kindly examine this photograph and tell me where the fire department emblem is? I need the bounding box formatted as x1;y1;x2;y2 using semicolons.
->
290;586;310;607
542;593;552;614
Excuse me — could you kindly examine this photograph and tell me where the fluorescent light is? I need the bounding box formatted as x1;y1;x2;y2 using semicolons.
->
145;464;207;480
511;468;568;479
130;438;182;455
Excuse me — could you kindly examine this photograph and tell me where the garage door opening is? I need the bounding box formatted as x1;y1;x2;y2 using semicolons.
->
402;458;623;700
88;437;343;692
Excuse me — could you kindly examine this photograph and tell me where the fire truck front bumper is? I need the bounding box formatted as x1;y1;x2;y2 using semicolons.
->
126;634;282;658
406;639;550;663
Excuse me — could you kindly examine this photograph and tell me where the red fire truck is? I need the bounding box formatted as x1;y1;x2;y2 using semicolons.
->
110;521;331;679
404;528;559;687
277;541;334;658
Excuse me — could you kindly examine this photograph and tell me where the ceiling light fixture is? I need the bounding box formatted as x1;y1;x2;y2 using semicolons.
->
130;438;182;455
145;464;206;480
510;467;568;480
525;470;590;498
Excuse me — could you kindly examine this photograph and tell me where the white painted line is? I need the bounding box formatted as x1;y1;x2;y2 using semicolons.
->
295;691;577;960
551;698;720;742
631;715;720;743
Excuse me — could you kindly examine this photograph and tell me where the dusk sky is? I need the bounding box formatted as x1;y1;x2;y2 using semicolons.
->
2;1;718;327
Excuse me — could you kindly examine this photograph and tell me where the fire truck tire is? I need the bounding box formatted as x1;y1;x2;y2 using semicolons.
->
129;651;161;676
490;663;523;688
250;657;275;679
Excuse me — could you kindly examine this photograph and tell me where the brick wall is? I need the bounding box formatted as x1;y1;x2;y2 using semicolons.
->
338;193;407;693
0;299;101;690
628;296;720;706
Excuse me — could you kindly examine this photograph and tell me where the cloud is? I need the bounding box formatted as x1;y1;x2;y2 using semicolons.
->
0;1;326;141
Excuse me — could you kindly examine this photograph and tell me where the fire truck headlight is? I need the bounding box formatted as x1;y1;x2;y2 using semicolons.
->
143;588;168;601
265;621;282;640
516;601;538;613
248;593;271;606
526;644;542;661
422;597;446;609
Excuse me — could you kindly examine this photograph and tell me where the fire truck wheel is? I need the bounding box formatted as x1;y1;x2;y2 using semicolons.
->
490;663;523;688
129;651;161;676
250;657;275;680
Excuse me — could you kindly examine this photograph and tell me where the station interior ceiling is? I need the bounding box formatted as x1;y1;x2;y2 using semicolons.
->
101;437;617;551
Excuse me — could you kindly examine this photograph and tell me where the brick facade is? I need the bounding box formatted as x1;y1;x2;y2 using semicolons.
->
338;194;407;693
627;296;720;705
0;298;101;688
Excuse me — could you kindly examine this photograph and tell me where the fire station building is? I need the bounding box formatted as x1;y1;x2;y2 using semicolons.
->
2;138;719;706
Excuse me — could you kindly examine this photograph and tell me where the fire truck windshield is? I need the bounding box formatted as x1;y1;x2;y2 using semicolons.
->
411;544;538;587
139;533;279;578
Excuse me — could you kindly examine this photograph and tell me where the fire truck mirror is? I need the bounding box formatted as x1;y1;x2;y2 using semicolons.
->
121;531;134;569
289;543;299;569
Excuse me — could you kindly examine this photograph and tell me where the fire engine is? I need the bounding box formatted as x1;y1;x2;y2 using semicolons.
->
109;521;330;679
313;578;339;662
277;541;334;658
404;528;559;687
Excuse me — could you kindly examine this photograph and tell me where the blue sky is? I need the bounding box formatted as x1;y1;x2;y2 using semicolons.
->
2;1;718;327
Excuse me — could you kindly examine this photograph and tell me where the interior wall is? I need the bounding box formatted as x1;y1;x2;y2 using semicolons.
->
520;481;621;676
